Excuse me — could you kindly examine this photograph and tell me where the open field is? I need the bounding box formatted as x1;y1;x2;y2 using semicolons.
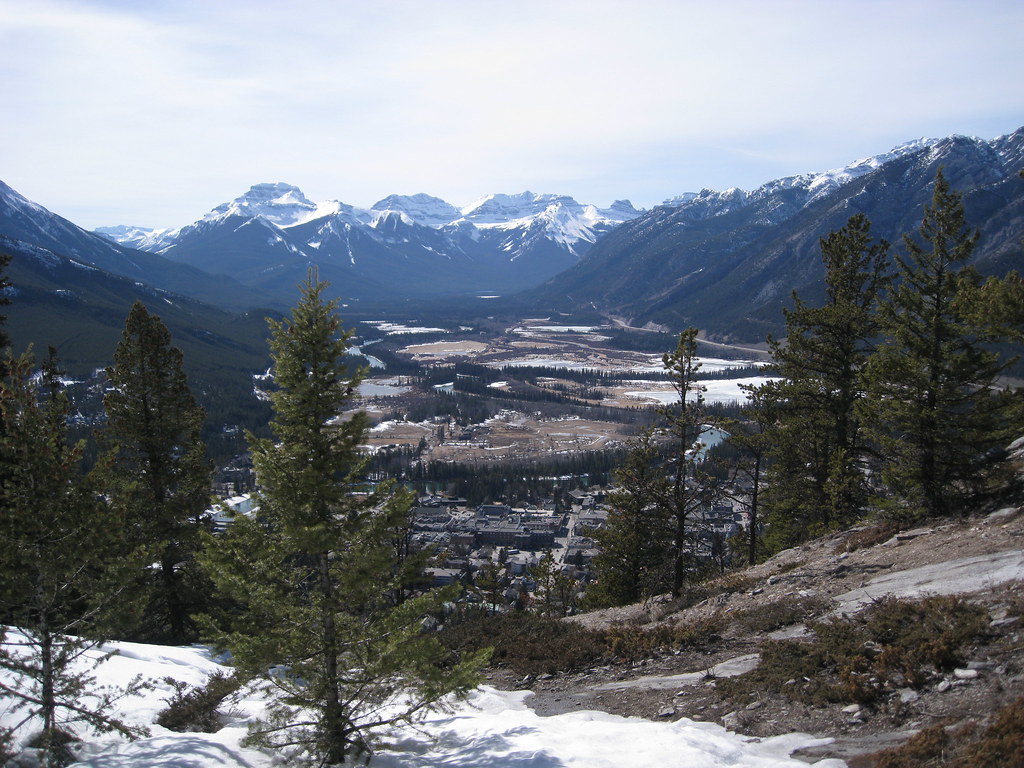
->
363;410;632;462
355;318;772;461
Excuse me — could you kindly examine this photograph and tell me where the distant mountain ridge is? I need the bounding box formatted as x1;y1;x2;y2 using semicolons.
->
3;125;1022;346
96;186;644;304
526;128;1024;341
0;179;267;311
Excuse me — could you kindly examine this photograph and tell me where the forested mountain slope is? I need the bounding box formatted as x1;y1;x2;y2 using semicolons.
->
527;129;1024;341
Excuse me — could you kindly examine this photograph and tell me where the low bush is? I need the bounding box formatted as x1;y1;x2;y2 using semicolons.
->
25;728;78;768
156;671;242;733
716;638;842;706
869;696;1024;767
440;612;606;676
441;608;726;676
604;613;723;660
870;723;960;767
729;595;831;634
833;522;902;554
959;696;1024;767
719;595;989;708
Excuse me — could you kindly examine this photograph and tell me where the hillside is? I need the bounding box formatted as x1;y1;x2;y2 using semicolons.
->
504;445;1024;766
0;180;268;311
526;130;1024;341
1;237;272;379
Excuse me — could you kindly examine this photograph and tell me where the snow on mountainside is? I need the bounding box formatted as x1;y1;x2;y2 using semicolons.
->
94;224;179;252
658;137;943;219
456;192;642;251
99;186;642;254
92;184;645;299
529;126;1024;340
90;137;966;290
371;193;461;228
205;182;333;227
78;126;1023;309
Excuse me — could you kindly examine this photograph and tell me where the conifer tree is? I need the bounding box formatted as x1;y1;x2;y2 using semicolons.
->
760;214;889;549
594;330;719;602
0;248;10;353
528;551;577;617
657;328;720;596
587;429;672;606
92;301;212;643
723;383;776;565
200;272;487;765
863;171;1017;519
0;349;148;767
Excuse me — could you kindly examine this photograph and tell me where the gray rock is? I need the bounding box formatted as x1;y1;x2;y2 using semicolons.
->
966;661;995;670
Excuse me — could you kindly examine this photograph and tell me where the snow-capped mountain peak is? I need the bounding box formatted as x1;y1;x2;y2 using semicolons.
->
459;192;576;225
660;138;947;221
450;192;643;252
94;224;179;252
371;194;460;229
206;182;323;228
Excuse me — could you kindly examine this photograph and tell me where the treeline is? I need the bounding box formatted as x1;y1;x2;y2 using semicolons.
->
0;275;488;767
588;171;1024;609
406;449;630;506
409;363;658;425
503;363;670;383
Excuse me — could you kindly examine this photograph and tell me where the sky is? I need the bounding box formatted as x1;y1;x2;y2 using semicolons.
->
2;0;1023;230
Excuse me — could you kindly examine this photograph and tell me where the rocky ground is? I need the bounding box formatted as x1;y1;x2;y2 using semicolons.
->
488;503;1024;767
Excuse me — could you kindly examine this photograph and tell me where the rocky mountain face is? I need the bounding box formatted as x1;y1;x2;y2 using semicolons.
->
97;185;644;304
526;129;1024;341
0;180;264;311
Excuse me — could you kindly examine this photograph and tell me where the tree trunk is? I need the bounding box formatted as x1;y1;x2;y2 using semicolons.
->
161;550;186;642
748;455;761;566
318;551;348;764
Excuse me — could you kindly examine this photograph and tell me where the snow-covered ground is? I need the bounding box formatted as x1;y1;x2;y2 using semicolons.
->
0;634;845;767
622;376;775;406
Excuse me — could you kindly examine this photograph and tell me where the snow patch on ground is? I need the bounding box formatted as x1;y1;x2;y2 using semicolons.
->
1;634;843;768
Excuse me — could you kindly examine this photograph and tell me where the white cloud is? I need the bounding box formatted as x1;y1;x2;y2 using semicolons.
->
2;0;1023;228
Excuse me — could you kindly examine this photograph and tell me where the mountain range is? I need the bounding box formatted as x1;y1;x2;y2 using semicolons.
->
1;125;1022;375
527;129;1024;339
96;186;643;304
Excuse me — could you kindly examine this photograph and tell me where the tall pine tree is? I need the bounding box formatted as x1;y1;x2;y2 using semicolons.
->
0;349;148;767
92;301;212;642
760;214;889;549
723;383;777;566
655;328;719;596
587;428;672;607
200;272;487;765
593;329;720;600
863;170;1017;520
